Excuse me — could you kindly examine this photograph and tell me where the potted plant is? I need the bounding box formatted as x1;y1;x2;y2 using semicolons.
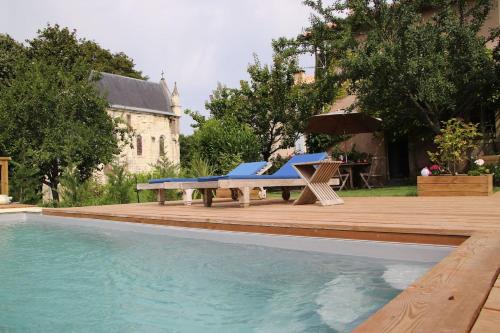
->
417;118;493;196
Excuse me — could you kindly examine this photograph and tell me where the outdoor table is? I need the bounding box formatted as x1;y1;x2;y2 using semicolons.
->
292;160;344;206
341;161;370;189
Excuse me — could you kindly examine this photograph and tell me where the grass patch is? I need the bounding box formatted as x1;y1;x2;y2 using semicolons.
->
338;186;417;197
267;186;418;199
267;185;499;199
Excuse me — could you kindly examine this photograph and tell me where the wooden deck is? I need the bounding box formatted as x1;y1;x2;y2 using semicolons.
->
0;203;35;209
43;194;500;333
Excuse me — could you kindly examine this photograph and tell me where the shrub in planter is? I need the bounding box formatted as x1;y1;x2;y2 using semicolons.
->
427;118;481;175
419;120;493;196
468;159;500;186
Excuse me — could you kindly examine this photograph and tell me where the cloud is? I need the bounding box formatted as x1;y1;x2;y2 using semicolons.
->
0;0;314;134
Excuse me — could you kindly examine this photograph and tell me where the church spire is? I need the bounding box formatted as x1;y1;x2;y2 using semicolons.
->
172;81;179;96
170;81;181;118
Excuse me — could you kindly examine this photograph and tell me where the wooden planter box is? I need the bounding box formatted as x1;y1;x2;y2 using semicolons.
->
417;174;493;196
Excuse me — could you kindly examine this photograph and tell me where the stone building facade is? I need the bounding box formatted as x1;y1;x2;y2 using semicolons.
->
95;72;181;173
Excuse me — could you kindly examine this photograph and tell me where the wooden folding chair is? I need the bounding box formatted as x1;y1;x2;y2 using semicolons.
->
360;157;384;189
336;168;350;191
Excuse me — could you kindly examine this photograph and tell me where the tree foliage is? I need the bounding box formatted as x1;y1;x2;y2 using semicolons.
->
272;3;355;152
204;53;316;160
187;115;260;174
0;60;124;201
26;24;146;80
428;118;481;174
336;0;499;139
0;24;142;202
274;1;350;109
0;34;25;87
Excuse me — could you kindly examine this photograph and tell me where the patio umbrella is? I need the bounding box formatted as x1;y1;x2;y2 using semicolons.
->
305;110;382;135
305;95;381;135
304;96;382;162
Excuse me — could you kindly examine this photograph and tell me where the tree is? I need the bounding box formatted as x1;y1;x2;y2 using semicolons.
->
187;114;260;174
27;24;146;80
204;53;315;161
428;118;481;174
337;0;499;139
179;134;197;169
0;34;26;87
0;24;143;202
272;2;355;153
0;60;123;202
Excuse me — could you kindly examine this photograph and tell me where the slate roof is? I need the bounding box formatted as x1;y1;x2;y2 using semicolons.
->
94;72;175;116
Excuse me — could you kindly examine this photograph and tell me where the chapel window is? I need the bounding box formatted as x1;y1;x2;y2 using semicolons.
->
159;135;165;156
137;135;143;156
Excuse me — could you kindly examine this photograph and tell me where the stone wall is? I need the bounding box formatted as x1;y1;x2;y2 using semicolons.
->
109;108;180;173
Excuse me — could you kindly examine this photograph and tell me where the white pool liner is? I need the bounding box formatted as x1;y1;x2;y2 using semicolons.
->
1;213;455;263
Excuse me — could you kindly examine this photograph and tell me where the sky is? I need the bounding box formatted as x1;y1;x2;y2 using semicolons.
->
1;0;315;134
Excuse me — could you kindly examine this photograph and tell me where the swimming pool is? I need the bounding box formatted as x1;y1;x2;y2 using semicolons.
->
0;214;453;332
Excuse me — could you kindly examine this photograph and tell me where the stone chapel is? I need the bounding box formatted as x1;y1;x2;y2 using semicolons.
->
95;72;181;173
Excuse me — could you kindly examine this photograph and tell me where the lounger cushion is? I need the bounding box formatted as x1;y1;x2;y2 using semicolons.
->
227;161;268;176
149;161;268;184
197;161;269;181
209;152;328;180
219;174;299;180
272;152;328;178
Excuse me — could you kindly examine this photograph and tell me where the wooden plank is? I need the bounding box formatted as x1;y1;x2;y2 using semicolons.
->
0;203;35;209
41;194;500;237
419;191;491;197
0;159;9;195
353;232;500;333
136;183;163;190
495;276;500;288
470;308;500;333
418;183;490;192
42;208;467;245
293;161;343;206
418;175;491;184
417;175;493;196
484;286;500;311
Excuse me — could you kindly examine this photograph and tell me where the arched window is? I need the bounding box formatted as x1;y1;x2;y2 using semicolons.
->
136;135;143;156
159;135;165;156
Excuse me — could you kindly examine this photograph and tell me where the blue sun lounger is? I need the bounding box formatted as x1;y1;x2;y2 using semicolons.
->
137;161;271;205
148;161;270;184
188;152;339;207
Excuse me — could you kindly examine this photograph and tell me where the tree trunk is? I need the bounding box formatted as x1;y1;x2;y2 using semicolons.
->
47;161;61;202
50;183;59;202
262;151;271;162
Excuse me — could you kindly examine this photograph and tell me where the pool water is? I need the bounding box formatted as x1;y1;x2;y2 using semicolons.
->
0;215;440;333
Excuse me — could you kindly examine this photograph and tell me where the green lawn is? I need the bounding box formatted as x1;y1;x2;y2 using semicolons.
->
267;185;500;199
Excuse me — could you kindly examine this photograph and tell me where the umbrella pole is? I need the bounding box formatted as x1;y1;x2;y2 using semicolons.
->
343;130;348;163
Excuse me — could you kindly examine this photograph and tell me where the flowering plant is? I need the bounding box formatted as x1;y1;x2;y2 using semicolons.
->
474;159;485;166
468;159;491;176
427;118;481;174
429;164;442;175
